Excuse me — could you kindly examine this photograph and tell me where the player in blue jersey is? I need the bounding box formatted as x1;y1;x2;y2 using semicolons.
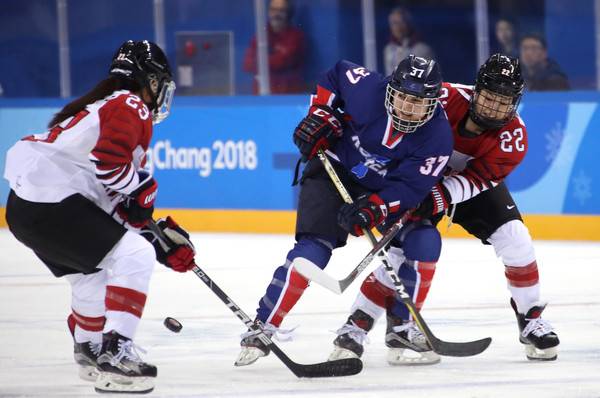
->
235;55;453;367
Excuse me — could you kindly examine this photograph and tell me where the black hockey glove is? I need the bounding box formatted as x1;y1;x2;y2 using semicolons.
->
116;170;157;228
140;216;196;273
293;104;344;162
338;193;388;237
413;184;451;220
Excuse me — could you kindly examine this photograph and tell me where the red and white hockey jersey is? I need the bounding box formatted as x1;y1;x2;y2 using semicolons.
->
4;90;153;212
439;82;528;204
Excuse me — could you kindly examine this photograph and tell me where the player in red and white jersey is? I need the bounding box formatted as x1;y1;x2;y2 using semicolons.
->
330;54;559;365
436;81;526;205
4;40;196;394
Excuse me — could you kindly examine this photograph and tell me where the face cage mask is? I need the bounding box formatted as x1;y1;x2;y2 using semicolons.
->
470;89;519;130
151;80;176;124
385;84;438;133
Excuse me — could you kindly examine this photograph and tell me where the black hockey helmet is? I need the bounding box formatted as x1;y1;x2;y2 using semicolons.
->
385;54;442;133
470;53;524;129
109;40;175;124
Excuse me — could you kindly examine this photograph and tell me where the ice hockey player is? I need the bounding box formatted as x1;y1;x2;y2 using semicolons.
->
329;53;559;365
234;54;453;367
4;40;196;394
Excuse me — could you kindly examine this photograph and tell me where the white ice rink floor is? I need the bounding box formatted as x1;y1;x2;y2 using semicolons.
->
1;228;599;397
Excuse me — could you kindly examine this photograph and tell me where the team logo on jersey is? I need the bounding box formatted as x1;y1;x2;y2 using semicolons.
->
350;136;390;178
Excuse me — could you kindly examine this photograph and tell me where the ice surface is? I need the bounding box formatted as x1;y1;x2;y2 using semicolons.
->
1;229;599;397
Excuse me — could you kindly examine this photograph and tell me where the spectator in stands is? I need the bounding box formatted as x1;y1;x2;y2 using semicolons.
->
383;7;434;76
519;34;569;91
494;18;518;58
243;0;306;94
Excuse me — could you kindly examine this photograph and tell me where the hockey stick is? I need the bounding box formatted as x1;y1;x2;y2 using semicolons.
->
315;150;491;357
294;216;404;294
147;220;363;377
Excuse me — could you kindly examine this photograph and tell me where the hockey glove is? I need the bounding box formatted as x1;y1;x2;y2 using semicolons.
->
140;216;196;273
116;170;157;228
412;184;451;220
338;193;388;237
293;104;344;162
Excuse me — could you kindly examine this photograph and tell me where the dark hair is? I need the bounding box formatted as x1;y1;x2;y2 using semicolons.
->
48;76;140;128
389;6;421;43
520;33;547;49
270;0;294;20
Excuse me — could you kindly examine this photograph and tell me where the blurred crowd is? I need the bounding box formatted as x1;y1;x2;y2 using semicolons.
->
0;0;577;97
243;1;570;95
493;18;569;91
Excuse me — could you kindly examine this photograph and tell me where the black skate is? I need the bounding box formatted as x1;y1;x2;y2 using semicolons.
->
385;313;440;365
328;309;374;360
67;314;101;382
235;321;276;367
74;341;102;382
511;299;559;361
94;331;157;394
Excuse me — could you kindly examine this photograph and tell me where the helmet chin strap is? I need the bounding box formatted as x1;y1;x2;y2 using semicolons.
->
470;111;507;130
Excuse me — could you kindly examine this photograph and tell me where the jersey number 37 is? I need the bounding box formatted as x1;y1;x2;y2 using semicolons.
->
419;155;449;176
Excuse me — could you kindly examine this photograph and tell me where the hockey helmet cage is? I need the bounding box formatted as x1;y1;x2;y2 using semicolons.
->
385;54;442;133
470;53;524;129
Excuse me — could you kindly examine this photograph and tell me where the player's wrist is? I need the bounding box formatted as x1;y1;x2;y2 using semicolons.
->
430;184;450;215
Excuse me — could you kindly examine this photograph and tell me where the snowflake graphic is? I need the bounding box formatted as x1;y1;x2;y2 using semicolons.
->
545;122;564;163
572;169;592;206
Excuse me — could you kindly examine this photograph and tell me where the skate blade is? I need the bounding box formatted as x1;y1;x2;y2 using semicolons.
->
94;372;154;394
328;347;360;361
78;365;99;382
387;348;441;366
235;347;267;367
525;344;558;361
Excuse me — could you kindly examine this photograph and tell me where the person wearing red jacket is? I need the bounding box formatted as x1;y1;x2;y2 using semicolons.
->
243;0;306;94
4;40;195;394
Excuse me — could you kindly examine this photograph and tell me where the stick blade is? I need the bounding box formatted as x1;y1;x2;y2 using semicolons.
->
293;258;342;294
270;343;362;378
431;336;492;357
293;358;363;378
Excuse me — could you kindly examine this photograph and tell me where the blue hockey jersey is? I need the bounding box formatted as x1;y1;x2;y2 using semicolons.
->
309;60;453;213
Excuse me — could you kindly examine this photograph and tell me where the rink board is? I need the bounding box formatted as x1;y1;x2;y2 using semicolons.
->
2;207;598;240
1;92;599;239
134;209;600;241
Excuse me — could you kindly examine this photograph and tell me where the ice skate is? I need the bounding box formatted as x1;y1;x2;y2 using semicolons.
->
67;314;101;382
235;323;276;367
385;314;440;365
511;299;559;361
74;341;102;382
94;331;157;394
328;309;374;360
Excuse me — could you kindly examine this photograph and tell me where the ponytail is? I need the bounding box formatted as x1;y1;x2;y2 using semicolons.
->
47;76;140;128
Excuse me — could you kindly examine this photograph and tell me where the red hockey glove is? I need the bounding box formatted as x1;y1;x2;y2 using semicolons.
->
293;104;344;162
140;216;196;272
338;193;388;237
116;171;157;228
412;184;450;220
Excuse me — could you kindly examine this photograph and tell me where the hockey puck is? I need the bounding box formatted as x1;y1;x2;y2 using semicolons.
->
164;317;183;333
